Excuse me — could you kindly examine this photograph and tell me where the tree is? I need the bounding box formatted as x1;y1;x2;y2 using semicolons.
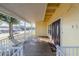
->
0;13;19;39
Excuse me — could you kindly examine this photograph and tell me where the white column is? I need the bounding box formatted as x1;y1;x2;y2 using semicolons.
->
30;23;33;36
24;21;26;41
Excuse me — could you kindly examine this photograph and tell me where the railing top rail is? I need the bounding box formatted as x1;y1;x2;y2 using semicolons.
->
60;46;79;48
0;32;24;41
0;37;9;41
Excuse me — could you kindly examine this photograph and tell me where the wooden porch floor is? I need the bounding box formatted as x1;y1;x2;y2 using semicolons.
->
23;37;56;56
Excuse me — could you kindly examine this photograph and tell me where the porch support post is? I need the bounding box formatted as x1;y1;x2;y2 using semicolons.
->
24;21;26;41
29;22;32;36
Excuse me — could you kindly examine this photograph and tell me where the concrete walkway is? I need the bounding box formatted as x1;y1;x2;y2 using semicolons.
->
23;37;56;56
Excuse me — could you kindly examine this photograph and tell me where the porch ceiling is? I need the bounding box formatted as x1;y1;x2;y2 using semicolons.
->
0;3;47;22
44;3;60;22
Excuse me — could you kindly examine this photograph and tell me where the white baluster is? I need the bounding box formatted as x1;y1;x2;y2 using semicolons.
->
17;48;19;56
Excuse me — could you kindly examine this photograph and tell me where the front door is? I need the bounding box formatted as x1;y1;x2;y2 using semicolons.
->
52;19;60;46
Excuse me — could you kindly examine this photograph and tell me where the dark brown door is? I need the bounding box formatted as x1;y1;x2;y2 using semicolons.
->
52;19;60;46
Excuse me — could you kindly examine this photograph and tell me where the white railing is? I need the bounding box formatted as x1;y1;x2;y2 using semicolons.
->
56;45;79;56
0;34;24;56
0;32;32;56
56;45;65;56
0;32;25;47
0;37;14;48
0;45;23;56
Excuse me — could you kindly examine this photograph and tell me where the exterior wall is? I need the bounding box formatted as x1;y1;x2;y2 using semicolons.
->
35;21;48;36
46;4;72;45
61;4;79;46
47;4;79;46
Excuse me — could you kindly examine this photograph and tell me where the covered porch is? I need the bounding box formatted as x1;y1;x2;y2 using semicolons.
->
0;3;56;56
0;3;79;56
